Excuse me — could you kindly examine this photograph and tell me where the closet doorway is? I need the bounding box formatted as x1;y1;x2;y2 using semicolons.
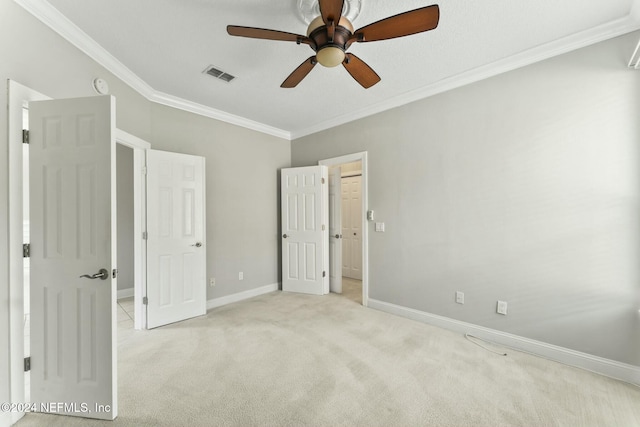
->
320;152;369;306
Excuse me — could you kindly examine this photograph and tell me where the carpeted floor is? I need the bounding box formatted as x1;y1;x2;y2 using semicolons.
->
16;289;640;427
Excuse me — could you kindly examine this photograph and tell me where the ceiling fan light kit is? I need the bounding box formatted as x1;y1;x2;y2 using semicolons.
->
227;0;439;88
307;15;353;67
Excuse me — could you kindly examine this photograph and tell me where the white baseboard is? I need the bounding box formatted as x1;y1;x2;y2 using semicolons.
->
117;287;134;300
206;283;280;311
368;298;640;386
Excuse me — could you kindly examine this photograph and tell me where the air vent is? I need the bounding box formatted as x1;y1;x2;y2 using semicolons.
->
203;65;236;83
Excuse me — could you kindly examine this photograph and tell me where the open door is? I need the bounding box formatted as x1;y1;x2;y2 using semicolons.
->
342;175;363;280
29;96;117;420
328;166;343;293
146;149;206;329
281;166;329;295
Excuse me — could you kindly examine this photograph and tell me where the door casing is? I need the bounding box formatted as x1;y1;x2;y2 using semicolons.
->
319;152;369;306
7;80;49;425
115;130;150;330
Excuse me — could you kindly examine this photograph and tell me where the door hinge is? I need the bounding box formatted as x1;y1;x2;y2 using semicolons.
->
23;243;30;258
143;296;148;305
22;129;29;144
142;231;148;240
112;269;118;279
322;224;325;231
322;271;326;278
24;357;30;372
142;166;147;175
321;177;325;184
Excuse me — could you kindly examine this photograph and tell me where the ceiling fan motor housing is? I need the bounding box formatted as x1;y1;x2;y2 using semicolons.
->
306;16;354;67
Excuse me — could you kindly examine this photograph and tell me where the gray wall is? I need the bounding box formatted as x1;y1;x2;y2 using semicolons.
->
292;32;640;366
0;1;290;412
0;0;290;302
117;144;135;291
150;104;291;299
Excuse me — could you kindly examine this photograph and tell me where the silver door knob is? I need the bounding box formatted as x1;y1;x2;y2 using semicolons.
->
191;242;203;247
334;234;342;239
80;268;109;280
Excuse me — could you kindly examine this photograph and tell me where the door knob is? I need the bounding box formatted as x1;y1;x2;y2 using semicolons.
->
80;268;109;280
354;232;357;236
191;242;203;247
282;234;288;239
334;234;342;239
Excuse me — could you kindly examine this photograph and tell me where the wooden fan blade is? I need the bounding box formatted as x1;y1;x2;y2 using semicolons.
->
342;53;380;89
354;4;439;43
319;0;344;25
227;25;307;43
281;57;317;88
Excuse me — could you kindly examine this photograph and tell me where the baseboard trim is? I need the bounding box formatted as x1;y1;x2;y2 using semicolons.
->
368;298;640;386
206;283;280;311
117;287;134;300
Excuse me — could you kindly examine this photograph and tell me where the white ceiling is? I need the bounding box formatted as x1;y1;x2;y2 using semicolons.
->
17;0;640;139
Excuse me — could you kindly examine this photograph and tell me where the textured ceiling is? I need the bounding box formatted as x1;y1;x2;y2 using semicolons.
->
28;0;640;137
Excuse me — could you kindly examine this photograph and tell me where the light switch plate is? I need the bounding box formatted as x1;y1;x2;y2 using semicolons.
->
497;300;508;315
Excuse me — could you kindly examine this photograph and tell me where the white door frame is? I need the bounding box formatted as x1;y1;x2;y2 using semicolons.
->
115;129;150;330
319;152;369;307
6;80;149;424
7;80;50;425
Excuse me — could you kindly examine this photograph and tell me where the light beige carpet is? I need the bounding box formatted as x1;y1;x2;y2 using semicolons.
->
17;290;640;427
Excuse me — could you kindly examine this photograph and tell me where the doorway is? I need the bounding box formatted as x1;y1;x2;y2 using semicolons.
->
320;152;369;307
116;143;136;331
337;162;363;304
7;81;150;423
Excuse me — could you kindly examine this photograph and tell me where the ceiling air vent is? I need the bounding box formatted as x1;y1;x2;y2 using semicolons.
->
203;65;236;83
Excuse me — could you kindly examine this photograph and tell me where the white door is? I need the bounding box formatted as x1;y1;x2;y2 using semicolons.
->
146;150;206;329
328;167;342;293
342;175;363;280
281;166;329;295
29;96;117;420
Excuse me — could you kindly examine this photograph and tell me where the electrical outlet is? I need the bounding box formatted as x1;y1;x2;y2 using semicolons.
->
239;271;243;281
455;291;464;304
209;277;216;287
497;300;508;315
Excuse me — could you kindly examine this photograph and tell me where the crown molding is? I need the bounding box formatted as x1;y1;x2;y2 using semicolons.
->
147;91;291;140
15;0;640;142
14;0;156;97
290;12;640;139
13;0;291;140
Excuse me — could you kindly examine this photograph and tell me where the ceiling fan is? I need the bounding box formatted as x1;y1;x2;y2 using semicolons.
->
227;0;440;89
